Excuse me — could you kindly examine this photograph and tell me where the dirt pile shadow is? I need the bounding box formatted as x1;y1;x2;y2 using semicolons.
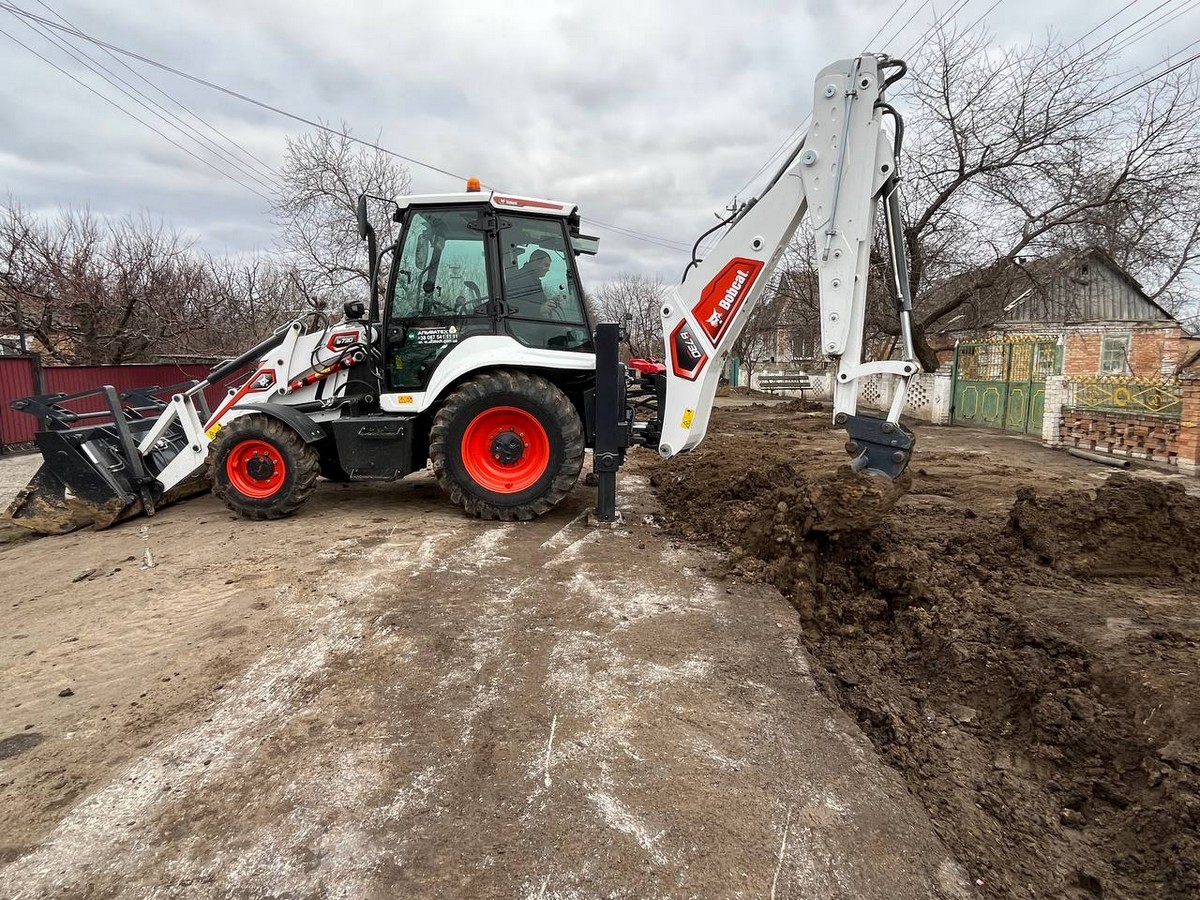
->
649;450;1200;900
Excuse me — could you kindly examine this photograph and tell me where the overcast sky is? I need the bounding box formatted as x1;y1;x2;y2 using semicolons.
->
1;0;1197;287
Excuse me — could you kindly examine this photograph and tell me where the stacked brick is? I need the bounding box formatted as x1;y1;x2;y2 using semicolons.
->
1060;410;1182;464
1058;376;1200;474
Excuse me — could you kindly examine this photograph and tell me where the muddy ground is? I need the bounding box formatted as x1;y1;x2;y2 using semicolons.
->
648;402;1200;900
0;444;972;899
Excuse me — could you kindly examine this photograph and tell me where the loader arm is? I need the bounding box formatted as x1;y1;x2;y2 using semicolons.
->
654;54;919;477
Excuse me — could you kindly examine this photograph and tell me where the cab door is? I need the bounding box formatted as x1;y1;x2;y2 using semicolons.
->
384;206;496;391
497;213;594;354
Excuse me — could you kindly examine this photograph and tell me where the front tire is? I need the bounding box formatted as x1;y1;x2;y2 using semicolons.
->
209;415;320;520
429;371;584;521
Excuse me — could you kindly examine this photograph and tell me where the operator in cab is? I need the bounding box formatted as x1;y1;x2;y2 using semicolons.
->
505;249;565;318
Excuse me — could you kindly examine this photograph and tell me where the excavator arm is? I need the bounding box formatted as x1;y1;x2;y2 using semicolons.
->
652;54;919;477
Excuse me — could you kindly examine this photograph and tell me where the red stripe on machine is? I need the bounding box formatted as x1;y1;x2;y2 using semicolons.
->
205;368;275;429
691;257;765;346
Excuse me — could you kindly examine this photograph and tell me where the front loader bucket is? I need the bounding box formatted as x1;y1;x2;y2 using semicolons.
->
5;460;138;535
5;381;214;536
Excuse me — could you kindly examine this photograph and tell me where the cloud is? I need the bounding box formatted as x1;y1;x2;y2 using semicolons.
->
0;0;1193;285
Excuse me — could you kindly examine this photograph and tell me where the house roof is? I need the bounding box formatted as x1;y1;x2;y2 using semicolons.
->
927;248;1184;333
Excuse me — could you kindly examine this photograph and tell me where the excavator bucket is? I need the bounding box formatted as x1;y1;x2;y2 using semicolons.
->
4;383;209;535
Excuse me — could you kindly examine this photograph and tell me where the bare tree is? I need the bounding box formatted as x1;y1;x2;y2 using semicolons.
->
590;273;668;359
0;199;317;364
0;203;210;364
882;26;1200;368
273;123;411;305
767;28;1200;370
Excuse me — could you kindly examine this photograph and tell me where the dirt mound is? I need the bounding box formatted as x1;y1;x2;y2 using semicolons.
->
647;423;1200;900
1011;472;1200;577
775;397;824;413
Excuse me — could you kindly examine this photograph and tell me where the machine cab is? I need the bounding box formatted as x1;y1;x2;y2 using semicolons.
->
383;192;597;393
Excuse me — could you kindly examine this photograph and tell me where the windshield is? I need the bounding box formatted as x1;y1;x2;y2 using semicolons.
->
391;208;489;319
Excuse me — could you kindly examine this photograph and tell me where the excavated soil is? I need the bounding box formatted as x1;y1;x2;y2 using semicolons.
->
645;403;1200;900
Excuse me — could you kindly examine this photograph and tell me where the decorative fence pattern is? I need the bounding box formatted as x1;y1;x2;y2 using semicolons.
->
782;369;952;425
1064;376;1182;418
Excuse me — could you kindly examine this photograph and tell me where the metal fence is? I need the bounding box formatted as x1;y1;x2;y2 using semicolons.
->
0;357;245;450
1064;376;1183;419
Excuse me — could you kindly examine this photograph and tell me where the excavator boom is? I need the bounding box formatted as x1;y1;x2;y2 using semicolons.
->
653;54;918;477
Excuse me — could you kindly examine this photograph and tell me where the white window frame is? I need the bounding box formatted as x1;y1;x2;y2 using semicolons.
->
1099;332;1130;375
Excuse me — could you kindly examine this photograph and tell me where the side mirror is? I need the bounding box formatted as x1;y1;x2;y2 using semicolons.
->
356;194;369;240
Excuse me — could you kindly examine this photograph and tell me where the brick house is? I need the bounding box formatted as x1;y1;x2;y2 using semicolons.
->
919;249;1200;473
928;248;1198;378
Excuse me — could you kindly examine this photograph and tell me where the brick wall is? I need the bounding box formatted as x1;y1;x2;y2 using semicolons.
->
1057;375;1200;474
1180;376;1200;476
1062;324;1191;378
1059;409;1182;464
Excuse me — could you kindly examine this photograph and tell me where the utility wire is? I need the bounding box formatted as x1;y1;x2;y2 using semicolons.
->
9;6;281;196
586;221;693;253
35;0;280;184
0;2;472;184
0;1;693;251
887;0;936;50
1068;0;1141;52
863;0;915;52
1110;0;1200;57
898;0;974;59
958;0;1005;38
0;24;275;202
1059;42;1200;130
733;0;951;202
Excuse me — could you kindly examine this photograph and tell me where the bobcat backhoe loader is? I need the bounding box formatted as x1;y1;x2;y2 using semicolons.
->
6;54;919;535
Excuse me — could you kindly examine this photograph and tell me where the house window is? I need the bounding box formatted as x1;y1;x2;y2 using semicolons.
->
1100;333;1130;375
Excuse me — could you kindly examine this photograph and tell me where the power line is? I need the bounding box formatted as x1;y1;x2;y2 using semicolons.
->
0;23;275;203
733;0;951;202
0;2;472;184
958;0;1005;38
586;221;693;253
887;0;935;49
1068;0;1141;52
863;0;915;52
8;6;281;197
0;2;694;251
35;0;280;185
1059;41;1200;130
1110;0;1200;57
898;0;974;59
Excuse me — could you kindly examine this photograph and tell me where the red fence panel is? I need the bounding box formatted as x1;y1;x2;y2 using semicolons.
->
1;361;251;451
41;363;243;416
0;357;39;448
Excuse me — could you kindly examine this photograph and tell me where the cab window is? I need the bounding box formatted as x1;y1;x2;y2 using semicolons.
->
391;209;489;320
499;214;590;351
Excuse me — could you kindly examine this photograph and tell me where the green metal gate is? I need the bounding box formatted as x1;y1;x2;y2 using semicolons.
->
952;338;1059;434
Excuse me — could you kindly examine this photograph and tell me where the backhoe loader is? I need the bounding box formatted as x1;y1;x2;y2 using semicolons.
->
5;53;919;535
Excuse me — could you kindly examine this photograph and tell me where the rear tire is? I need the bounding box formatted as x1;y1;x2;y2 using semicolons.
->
429;371;584;521
209;414;320;520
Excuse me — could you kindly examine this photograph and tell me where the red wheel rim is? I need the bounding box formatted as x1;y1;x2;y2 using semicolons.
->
461;406;550;494
226;439;287;499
